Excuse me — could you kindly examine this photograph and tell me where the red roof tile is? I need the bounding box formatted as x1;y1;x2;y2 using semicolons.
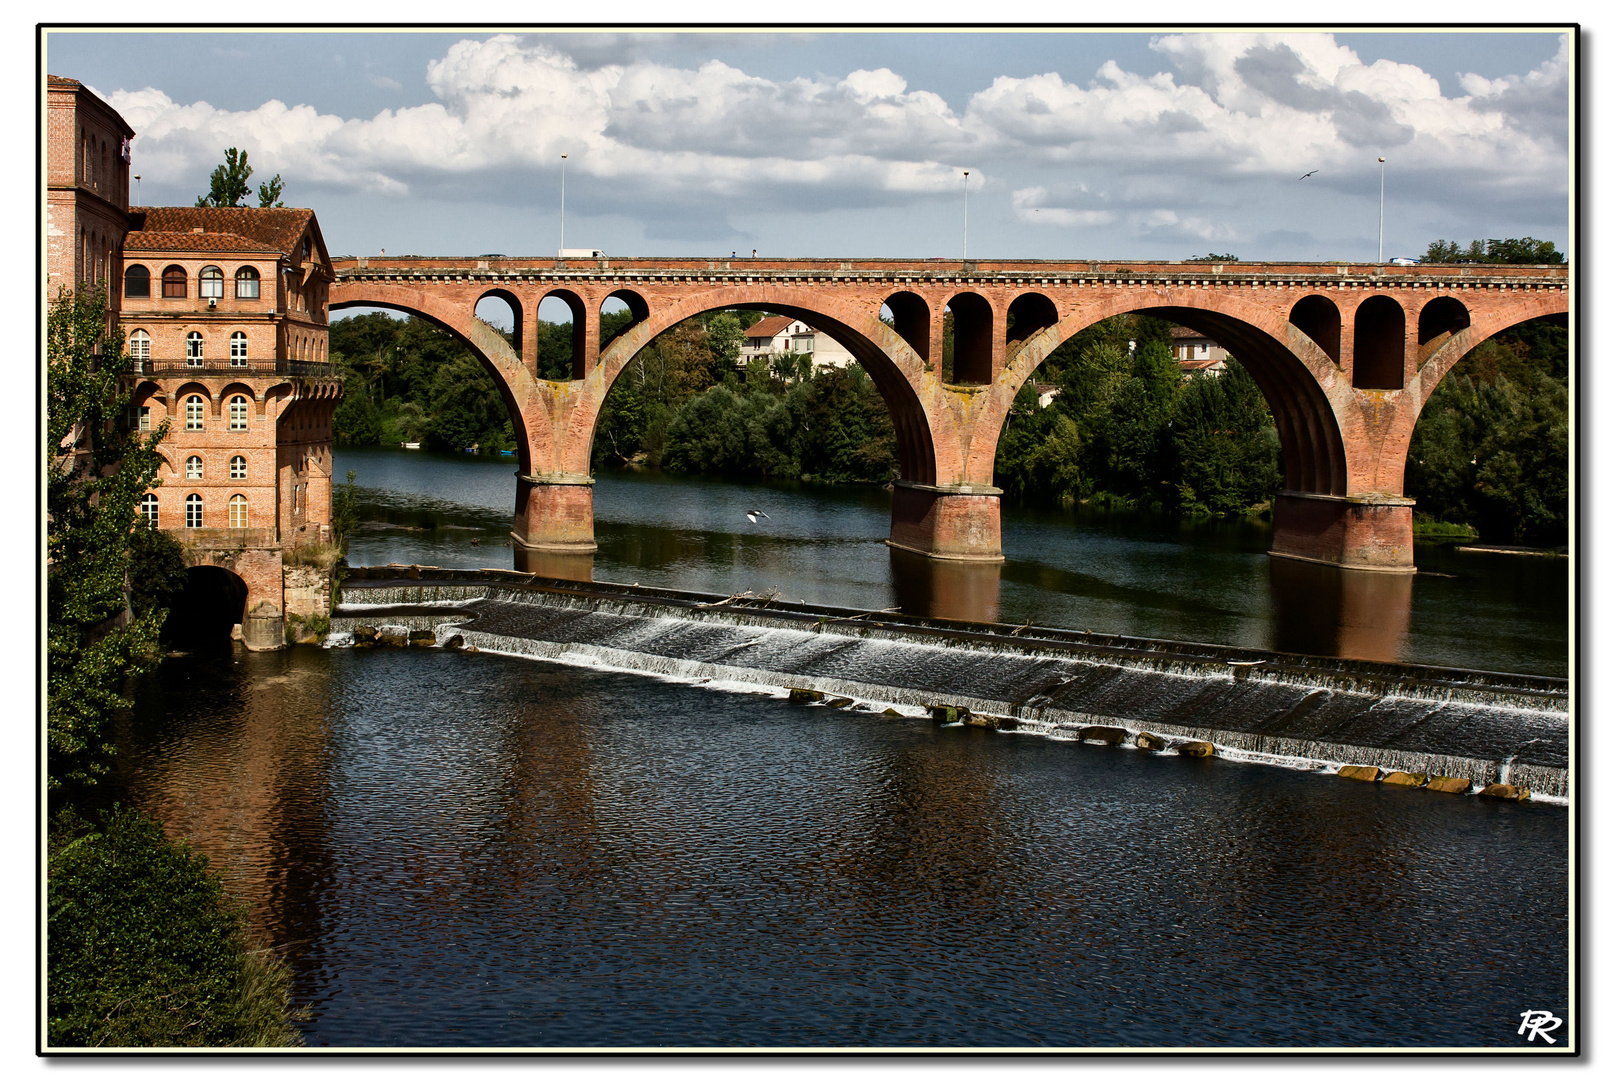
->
128;206;319;261
746;316;797;338
124;230;283;256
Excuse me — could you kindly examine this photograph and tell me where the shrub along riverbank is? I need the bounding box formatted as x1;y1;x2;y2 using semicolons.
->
46;286;304;1047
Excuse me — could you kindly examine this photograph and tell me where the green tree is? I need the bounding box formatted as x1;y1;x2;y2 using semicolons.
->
49;807;303;1046
47;286;170;792
196;147;254;208
256;173;285;209
1171;360;1282;515
1421;237;1564;265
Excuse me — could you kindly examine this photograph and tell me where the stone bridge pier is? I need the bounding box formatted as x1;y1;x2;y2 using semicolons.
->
332;256;1568;575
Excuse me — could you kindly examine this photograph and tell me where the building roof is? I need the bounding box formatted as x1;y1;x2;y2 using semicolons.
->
124;230;284;256
1170;325;1212;341
1179;358;1226;372
745;315;797;339
128;206;320;262
48;74;136;137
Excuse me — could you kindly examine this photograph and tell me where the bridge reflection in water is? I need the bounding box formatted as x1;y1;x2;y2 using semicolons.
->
1269;557;1413;663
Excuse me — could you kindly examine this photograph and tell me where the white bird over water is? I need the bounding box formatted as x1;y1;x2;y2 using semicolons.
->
746;510;771;524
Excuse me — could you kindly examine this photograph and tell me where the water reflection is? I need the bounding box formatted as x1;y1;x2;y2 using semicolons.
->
512;547;594;582
1269;558;1413;663
887;547;1001;623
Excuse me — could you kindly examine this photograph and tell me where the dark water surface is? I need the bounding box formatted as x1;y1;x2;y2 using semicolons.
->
336;447;1570;676
117;646;1568;1048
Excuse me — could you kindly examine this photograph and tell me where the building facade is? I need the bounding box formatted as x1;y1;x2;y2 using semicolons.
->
46;75;341;649
738;315;856;372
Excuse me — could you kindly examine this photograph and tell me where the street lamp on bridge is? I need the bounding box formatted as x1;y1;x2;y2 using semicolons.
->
1377;156;1386;263
962;170;970;261
560;153;568;255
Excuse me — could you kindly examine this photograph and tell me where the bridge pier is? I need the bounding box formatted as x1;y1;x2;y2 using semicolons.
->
887;481;1004;562
1269;491;1416;573
512;473;598;554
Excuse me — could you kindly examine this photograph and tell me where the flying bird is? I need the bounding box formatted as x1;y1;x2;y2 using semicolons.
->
746;510;771;524
1298;170;1318;180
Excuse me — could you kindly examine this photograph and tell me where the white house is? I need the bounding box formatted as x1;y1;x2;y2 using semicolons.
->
1170;325;1229;376
738;315;855;372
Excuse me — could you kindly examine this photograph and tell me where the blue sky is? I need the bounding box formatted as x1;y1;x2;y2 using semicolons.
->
41;25;1573;265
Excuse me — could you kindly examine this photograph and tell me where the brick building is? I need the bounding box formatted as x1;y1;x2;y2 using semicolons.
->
46;74;341;650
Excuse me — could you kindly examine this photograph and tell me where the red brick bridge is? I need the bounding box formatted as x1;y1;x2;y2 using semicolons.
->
329;255;1568;572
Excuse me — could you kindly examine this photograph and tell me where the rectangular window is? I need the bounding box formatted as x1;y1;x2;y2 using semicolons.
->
138;407;151;432
236;275;259;299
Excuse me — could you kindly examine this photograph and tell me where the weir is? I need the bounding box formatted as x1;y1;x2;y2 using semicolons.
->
330;567;1569;799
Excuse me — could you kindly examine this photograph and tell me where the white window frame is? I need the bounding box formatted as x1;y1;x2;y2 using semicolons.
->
185;494;203;528
234;266;260;299
185;395;205;431
185;455;203;480
199;266;225;299
229;494;249;529
140;493;159;528
229;396;249;431
186;332;204;365
138;406;151;432
230;455;247;480
230;332;248;366
128;330;150;370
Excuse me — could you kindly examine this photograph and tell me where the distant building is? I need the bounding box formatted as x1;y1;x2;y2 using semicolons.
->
1171;325;1229;376
738;315;855;372
47;74;342;650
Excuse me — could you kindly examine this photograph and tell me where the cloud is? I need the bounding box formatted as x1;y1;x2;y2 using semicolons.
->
100;31;1569;245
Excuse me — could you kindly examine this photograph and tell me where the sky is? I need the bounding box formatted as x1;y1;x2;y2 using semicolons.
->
40;25;1574;265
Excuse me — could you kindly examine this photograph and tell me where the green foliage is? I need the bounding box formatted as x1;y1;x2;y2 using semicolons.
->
1421;237;1564;265
47;287;170;792
48;807;303;1047
127;526;188;624
1186;252;1239;262
1171;362;1282;516
1405;372;1568;545
331;470;360;552
196;147;255;208
256;173;284;209
329;314;512;452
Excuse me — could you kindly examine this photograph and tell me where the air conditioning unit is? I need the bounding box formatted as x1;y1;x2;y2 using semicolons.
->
208;296;217;309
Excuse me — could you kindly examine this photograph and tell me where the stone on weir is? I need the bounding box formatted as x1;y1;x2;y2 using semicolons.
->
1425;776;1472;794
788;688;823;703
1176;740;1216;758
1381;771;1428;787
1338;765;1382;782
930;705;970;724
1479;783;1531;802
1135;732;1166;752
1078;725;1128;745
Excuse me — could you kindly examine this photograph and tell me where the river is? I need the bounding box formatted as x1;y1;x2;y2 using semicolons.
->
106;448;1570;1048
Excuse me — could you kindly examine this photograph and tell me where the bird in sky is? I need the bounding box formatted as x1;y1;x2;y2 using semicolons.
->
746;510;770;524
1298;170;1318;180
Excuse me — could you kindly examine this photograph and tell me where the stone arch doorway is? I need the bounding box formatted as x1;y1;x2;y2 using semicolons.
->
166;565;250;650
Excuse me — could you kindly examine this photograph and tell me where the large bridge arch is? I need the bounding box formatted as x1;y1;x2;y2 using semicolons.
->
587;287;948;484
975;289;1350;497
330;283;548;474
1412;292;1570;408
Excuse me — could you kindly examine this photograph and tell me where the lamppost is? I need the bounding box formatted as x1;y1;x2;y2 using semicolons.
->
1377;156;1386;263
560;153;568;254
962;170;970;260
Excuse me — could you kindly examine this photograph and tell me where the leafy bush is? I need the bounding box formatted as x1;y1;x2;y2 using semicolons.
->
48;807;303;1047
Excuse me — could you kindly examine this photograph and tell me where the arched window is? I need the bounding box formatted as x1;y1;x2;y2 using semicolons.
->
229;455;247;479
128;330;150;371
186;332;204;364
185;493;203;528
185;455;203;480
124;264;150;298
230;332;248;365
229;395;249;431
162;265;187;298
199;266;224;299
234;266;260;299
229;494;249;529
139;493;159;528
185;395;205;431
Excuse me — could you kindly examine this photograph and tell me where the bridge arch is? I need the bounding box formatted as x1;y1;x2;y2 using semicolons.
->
474;287;525;360
330;284;546;474
1412;292;1569;409
978;289;1350;497
882;291;930;364
945;292;994;386
591;287;945;484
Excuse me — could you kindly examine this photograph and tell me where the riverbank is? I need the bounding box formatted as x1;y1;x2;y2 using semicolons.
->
330;566;1569;801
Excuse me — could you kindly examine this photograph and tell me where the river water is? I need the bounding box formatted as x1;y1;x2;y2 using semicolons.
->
107;448;1571;1048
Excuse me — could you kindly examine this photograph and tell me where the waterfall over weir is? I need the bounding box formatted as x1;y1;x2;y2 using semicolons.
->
331;567;1569;800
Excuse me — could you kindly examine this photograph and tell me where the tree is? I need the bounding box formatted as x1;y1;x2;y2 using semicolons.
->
47;287;170;791
1421;237;1564;265
256;173;285;209
196;147;254;208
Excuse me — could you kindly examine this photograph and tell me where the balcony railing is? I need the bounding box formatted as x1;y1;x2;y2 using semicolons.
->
126;358;340;378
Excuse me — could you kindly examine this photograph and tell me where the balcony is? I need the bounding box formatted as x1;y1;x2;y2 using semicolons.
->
127;358;340;379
